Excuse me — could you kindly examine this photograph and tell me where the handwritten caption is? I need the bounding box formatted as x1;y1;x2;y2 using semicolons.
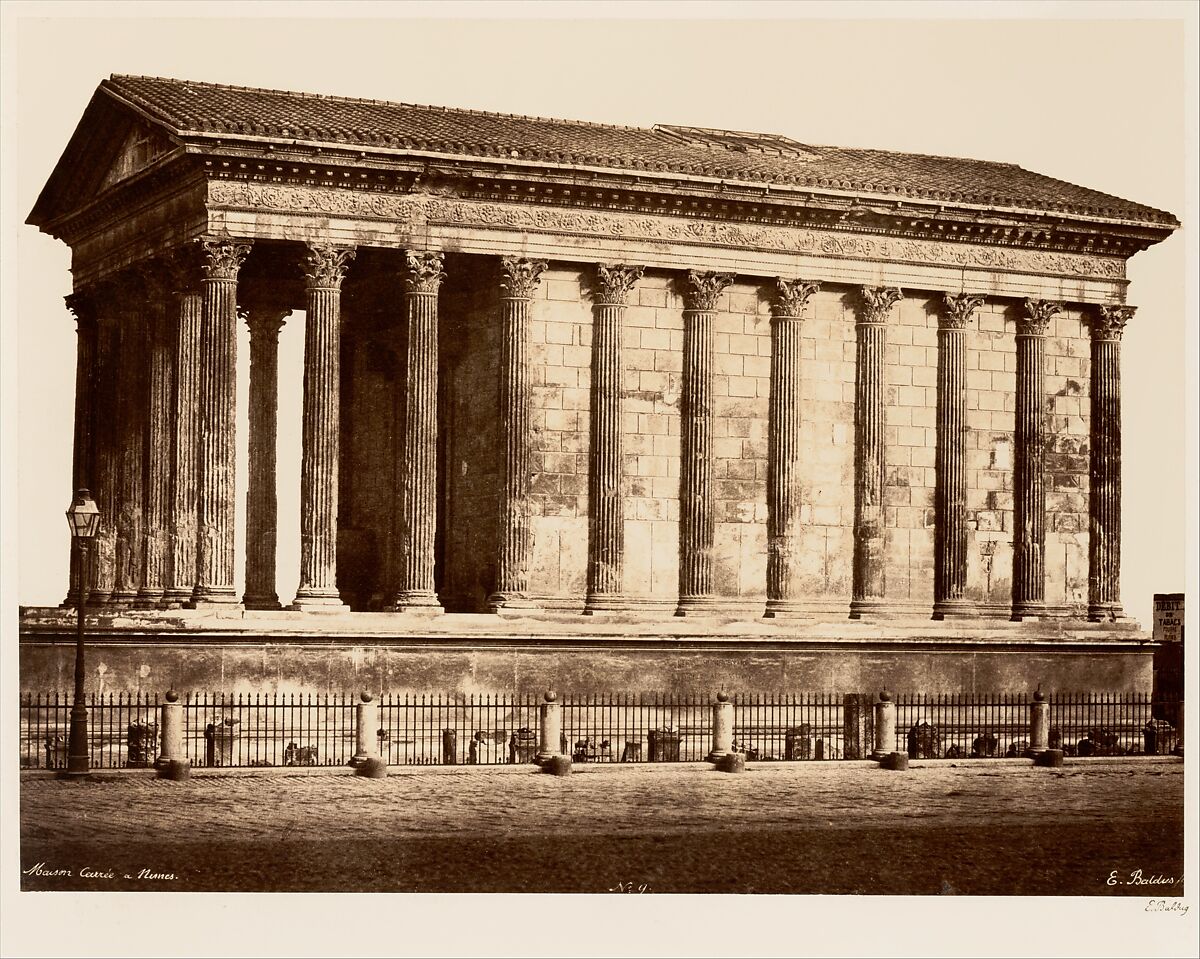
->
608;881;652;893
24;862;178;882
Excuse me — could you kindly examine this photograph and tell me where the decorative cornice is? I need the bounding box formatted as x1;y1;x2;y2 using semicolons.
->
940;292;985;330
858;286;903;325
594;264;644;306
199;237;251;281
1091;304;1136;341
402;251;446;295
1018;298;1062;337
304;244;355;290
241;306;291;337
205;180;1129;283
773;278;821;319
499;257;547;298
683;270;735;311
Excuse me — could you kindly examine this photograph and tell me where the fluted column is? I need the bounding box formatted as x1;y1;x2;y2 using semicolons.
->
137;268;172;606
243;305;290;609
292;244;354;611
1012;299;1060;620
164;252;203;606
584;264;643;613
63;292;98;606
676;269;734;616
393;251;445;611
112;279;148;605
190;238;250;607
91;300;120;605
850;286;902;618
1088;305;1133;622
765;278;820;617
933;293;983;619
489;257;546;611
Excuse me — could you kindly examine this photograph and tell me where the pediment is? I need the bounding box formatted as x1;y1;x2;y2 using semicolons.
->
27;87;184;233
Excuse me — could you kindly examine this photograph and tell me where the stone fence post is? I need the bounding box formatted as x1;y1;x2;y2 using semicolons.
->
707;692;733;763
1028;689;1049;755
351;691;378;766
536;691;563;765
157;690;185;767
871;692;895;761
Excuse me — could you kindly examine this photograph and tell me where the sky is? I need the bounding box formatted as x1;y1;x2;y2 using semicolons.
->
2;3;1197;956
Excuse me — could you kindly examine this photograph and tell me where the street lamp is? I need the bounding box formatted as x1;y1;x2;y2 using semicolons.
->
65;488;100;778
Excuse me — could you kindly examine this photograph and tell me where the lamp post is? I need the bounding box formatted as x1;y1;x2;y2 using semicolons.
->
65;488;100;778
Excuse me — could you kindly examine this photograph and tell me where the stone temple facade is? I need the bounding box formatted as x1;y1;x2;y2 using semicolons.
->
21;75;1179;695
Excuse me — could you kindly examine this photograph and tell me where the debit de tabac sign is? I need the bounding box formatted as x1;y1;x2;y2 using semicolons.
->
1152;593;1184;643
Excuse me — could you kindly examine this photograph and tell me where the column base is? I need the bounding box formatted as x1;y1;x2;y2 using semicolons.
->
762;599;809;620
487;592;539;614
583;593;630;615
289;591;349;613
243;594;282;611
186;587;241;609
706;748;734;764
1011;602;1048;622
931;599;978;621
674;595;724;617
1088;603;1125;623
161;589;192;609
391;591;444;615
110;589;139;605
134;588;166;608
848;598;891;620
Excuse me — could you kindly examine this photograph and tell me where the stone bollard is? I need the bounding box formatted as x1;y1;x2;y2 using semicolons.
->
880;751;909;771
1034;748;1064;768
535;690;563;766
350;691;378;767
155;690;190;779
1028;690;1050;756
707;692;734;764
871;692;895;761
717;752;746;774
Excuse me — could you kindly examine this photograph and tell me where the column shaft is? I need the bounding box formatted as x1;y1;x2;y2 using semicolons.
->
766;278;819;617
63;293;97;605
243;307;289;609
586;264;643;612
192;240;249;605
489;257;546;610
677;270;733;616
394;251;444;610
851;286;901;618
293;245;354;610
112;296;146;604
1088;306;1132;621
138;277;173;605
92;309;120;604
165;279;203;606
1012;299;1059;619
933;293;982;619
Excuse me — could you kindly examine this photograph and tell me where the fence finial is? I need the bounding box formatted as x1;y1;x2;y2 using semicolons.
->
360;691;373;703
544;690;557;703
165;689;179;703
716;691;729;703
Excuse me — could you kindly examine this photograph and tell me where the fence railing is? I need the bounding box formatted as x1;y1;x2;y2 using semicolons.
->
18;691;1182;770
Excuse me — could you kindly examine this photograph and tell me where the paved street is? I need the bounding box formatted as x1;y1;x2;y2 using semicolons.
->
20;758;1184;894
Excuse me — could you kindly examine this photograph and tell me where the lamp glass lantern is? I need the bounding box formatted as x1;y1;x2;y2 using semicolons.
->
66;488;101;540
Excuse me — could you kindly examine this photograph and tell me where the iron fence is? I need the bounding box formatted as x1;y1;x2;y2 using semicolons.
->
18;691;1183;770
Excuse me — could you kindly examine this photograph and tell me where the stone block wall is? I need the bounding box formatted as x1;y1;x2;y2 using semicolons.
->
354;258;1094;617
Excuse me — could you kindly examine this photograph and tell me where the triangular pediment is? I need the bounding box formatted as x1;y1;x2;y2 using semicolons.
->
26;85;185;233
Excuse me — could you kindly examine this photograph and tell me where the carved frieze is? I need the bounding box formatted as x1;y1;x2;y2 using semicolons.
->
206;179;1128;282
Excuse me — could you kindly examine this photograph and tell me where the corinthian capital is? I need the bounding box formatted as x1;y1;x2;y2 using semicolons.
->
1091;304;1136;341
940;292;985;330
683;270;735;311
594;264;644;306
858;286;903;324
199;237;252;281
304;245;356;291
499;257;547;298
65;290;99;331
1018;298;1062;337
403;251;446;295
773;278;821;319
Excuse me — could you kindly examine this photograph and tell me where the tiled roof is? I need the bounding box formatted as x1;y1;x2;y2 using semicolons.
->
103;75;1177;226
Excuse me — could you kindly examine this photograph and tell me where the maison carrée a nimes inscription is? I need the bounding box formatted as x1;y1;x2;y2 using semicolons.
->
22;75;1180;697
